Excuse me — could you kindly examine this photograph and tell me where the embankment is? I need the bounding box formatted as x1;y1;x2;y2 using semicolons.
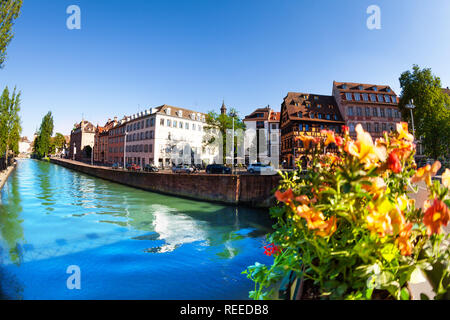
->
50;158;281;207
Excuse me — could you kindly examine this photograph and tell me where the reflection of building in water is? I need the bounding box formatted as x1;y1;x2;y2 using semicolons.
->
150;204;208;253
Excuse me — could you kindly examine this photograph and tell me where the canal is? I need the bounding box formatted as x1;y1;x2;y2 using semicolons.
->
0;159;274;300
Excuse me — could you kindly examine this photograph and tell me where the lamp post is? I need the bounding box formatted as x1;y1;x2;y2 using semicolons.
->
230;111;236;175
123;131;128;170
405;99;416;141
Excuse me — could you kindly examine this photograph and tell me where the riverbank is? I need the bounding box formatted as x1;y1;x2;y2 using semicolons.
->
50;158;281;208
0;161;17;191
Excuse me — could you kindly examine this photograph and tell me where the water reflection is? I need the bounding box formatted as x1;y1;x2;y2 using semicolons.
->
0;160;273;299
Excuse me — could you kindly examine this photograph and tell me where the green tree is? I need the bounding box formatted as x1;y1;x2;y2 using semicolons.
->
0;0;23;68
50;133;66;154
34;112;54;158
0;86;22;166
398;65;450;159
203;107;246;164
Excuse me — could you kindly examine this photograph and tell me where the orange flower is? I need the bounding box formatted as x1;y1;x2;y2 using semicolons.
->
411;161;441;186
396;223;413;256
390;139;415;161
321;130;336;146
342;125;349;135
442;168;450;189
296;135;320;149
275;189;294;204
345;124;387;167
396;122;414;142
315;216;337;237
295;195;310;205
387;151;402;173
423;198;449;236
335;135;344;147
366;206;393;237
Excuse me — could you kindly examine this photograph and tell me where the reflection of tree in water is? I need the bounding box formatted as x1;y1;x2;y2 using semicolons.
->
0;171;25;299
36;161;55;213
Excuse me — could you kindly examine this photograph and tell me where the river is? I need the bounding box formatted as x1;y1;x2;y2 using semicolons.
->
0;159;273;300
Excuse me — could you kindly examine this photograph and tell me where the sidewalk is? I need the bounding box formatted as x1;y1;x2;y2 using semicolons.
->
0;162;17;191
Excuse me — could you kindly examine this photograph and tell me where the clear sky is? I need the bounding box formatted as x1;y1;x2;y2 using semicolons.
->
1;0;450;139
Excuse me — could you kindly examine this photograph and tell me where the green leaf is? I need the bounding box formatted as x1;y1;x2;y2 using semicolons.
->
400;287;410;300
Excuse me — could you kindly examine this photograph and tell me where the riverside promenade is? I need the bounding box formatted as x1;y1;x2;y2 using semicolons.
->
50;158;281;208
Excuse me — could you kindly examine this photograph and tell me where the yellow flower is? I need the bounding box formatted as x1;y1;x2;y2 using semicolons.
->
366;204;393;237
443;168;450;188
346;124;387;167
411;161;441;186
396;122;414;141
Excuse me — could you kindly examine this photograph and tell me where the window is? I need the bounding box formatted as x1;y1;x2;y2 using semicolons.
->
342;84;347;89
133;123;137;130
350;123;355;132
358;85;364;90
363;93;369;101
326;114;331;120
298;124;303;131
384;95;390;103
375;123;379;133
334;115;338;121
318;113;322;119
387;108;393;118
354;93;361;101
373;108;378;117
151;118;155;126
366;123;371;132
373;87;378;92
305;124;309;131
145;131;149;139
160;119;164;126
192;123;196;130
357;107;362;116
391;96;397;103
149;144;153;153
370;94;377;102
317;104;322;108
146;119;150;128
310;113;314;119
380;108;385;117
382;123;387;131
144;144;148;152
365;107;370;117
186;123;189;130
377;94;384;102
167;119;171;127
173;120;177;128
179;121;183;128
150;131;154;139
137;122;140;130
346;93;353;100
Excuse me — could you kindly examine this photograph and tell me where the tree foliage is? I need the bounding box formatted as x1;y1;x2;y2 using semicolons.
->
34;112;54;158
50;133;66;154
0;0;23;68
398;65;450;159
0;86;21;164
203;107;246;163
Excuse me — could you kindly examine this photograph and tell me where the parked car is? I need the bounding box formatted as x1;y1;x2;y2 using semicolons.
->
126;163;141;172
111;163;122;170
143;164;159;172
247;163;277;175
206;164;231;174
172;165;194;174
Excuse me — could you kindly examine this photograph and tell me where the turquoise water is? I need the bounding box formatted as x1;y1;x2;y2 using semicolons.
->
0;160;273;300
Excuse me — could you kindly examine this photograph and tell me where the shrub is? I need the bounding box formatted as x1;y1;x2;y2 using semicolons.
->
243;123;449;300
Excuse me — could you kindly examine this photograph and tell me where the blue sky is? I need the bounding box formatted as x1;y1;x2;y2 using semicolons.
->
1;0;450;138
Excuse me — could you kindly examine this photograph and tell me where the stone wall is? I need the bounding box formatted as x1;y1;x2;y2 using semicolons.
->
50;158;281;207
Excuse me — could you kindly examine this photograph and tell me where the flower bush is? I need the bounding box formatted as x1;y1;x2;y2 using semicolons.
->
243;123;450;300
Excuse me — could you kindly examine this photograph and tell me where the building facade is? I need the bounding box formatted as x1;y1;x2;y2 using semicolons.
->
124;105;214;168
243;106;280;164
69;120;96;161
107;118;127;165
332;81;402;138
94;118;118;164
280;92;345;168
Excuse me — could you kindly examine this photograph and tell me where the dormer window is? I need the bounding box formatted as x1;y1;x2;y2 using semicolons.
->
165;108;171;115
358;85;364;90
298;112;303;118
386;88;391;93
177;110;183;117
342;84;347;89
317;104;322;108
314;96;318;100
373;87;378;92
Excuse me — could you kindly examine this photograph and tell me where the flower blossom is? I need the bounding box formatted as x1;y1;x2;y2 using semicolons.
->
387;151;402;173
396;122;414;142
275;189;294;204
396;223;413;256
345;124;387;167
423;198;449;236
442;168;450;189
411;161;441;186
264;243;281;256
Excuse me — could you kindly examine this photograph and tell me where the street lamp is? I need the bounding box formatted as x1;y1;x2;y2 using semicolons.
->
230;112;236;175
405;99;416;141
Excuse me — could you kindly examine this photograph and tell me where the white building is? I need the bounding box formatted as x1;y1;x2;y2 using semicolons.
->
124;105;216;168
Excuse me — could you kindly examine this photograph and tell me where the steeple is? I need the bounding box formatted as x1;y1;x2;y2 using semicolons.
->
220;100;227;115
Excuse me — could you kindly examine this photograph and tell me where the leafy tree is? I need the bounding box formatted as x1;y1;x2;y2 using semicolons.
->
34;112;54;158
50;133;66;154
203;107;246;164
398;65;450;159
0;0;23;68
0;86;22;165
